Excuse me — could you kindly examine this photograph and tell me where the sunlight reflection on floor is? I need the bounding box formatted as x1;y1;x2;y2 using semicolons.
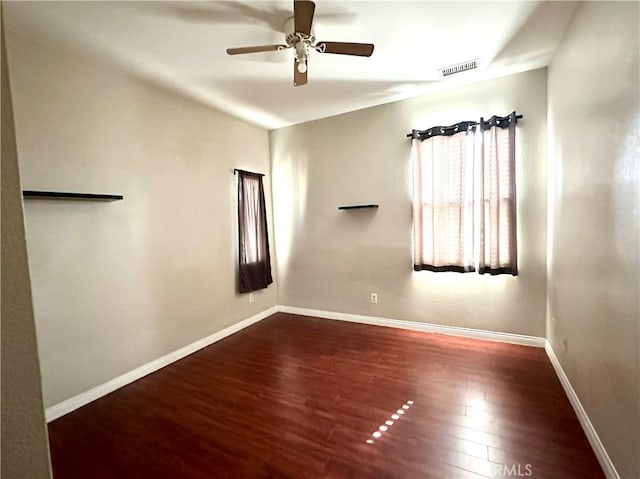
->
365;400;414;444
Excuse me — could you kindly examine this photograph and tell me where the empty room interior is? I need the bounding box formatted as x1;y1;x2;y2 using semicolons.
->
2;1;639;478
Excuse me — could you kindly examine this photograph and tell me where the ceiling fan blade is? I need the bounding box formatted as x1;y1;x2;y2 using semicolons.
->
293;60;307;87
226;44;288;55
316;42;374;57
294;0;315;36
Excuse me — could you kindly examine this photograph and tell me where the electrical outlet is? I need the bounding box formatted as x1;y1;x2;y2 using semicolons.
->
249;293;255;303
370;293;378;304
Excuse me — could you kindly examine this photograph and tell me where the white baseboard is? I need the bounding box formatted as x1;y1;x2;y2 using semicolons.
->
45;306;278;422
277;305;546;348
544;342;620;479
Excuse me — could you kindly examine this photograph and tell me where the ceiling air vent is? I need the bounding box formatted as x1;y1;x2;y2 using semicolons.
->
439;59;479;77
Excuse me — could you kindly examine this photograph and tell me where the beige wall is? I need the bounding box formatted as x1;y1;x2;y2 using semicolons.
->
6;32;277;408
270;69;547;337
1;17;52;479
547;2;639;477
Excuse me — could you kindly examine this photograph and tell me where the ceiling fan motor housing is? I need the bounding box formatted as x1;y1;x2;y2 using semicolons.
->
284;15;316;66
284;16;315;46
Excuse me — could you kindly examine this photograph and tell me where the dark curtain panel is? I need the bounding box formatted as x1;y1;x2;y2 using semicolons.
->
237;170;273;293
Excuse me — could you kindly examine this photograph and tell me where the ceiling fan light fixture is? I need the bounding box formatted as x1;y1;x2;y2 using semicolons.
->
225;0;375;86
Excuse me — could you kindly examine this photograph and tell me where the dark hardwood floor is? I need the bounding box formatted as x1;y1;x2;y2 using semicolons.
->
48;313;605;478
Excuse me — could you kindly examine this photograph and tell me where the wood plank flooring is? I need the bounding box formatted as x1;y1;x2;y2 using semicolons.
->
48;313;605;478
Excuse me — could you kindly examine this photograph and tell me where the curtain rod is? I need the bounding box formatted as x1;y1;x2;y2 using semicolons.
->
234;168;265;177
407;112;523;139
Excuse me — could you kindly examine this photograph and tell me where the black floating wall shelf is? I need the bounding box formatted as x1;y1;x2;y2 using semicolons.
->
338;204;379;210
22;191;124;201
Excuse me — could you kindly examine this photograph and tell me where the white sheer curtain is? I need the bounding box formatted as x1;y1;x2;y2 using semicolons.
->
412;128;475;272
479;118;517;274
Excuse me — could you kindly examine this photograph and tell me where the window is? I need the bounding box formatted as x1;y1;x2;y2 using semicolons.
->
411;112;518;275
237;170;273;293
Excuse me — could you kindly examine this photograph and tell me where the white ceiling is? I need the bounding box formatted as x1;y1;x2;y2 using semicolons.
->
5;1;578;129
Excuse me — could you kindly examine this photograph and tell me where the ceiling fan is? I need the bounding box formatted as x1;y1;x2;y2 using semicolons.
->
226;0;374;86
